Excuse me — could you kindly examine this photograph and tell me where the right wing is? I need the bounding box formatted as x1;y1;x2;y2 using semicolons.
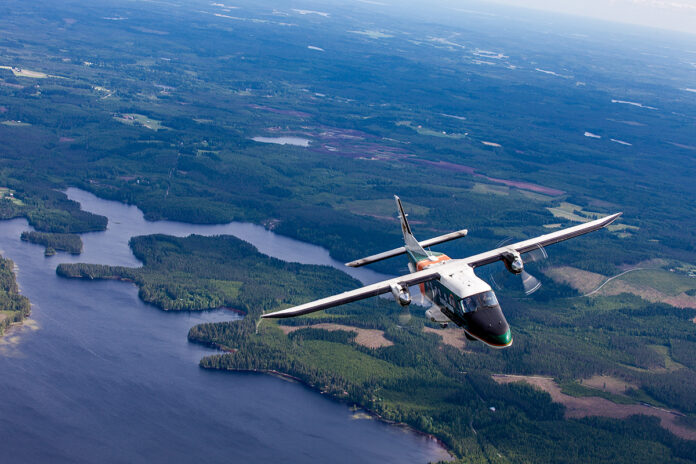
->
464;213;622;268
261;262;461;319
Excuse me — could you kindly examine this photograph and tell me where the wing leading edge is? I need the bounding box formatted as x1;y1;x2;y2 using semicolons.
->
261;263;455;318
464;212;622;268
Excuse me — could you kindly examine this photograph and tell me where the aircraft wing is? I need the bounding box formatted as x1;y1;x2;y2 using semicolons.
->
464;213;622;268
261;263;455;319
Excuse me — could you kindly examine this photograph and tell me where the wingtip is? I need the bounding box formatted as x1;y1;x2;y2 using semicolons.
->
604;212;623;226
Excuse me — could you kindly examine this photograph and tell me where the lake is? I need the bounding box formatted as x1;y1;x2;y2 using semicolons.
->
0;189;450;463
251;136;312;147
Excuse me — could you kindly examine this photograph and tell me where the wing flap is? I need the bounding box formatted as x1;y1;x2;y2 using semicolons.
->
261;263;456;318
465;213;622;268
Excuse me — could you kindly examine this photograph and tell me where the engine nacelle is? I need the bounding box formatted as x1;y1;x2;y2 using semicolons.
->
390;283;411;307
501;249;524;275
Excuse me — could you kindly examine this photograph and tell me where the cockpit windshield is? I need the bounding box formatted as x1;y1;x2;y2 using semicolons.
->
459;291;499;314
481;291;499;307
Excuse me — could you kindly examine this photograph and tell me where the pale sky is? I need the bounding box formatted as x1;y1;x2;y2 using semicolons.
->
483;0;696;35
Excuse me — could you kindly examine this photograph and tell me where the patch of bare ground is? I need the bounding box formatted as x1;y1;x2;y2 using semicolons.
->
493;374;696;440
278;323;393;348
543;266;696;309
580;375;637;395
543;266;604;294
423;326;468;351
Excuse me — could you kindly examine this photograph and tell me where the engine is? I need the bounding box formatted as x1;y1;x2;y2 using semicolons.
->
501;249;524;275
389;283;411;307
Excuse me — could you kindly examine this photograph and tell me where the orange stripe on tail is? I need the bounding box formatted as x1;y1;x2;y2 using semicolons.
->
416;254;451;271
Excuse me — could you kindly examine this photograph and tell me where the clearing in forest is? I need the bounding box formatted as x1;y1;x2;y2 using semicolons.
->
492;374;696;441
278;323;393;348
422;326;469;351
543;266;696;309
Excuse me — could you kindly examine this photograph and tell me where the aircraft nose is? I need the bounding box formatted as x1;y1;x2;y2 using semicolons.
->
465;305;512;347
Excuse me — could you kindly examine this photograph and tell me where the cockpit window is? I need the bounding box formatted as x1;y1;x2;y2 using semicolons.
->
458;291;499;314
481;291;499;307
460;297;477;313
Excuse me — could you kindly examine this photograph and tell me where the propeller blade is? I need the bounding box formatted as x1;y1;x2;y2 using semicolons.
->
525;243;548;263
521;270;542;295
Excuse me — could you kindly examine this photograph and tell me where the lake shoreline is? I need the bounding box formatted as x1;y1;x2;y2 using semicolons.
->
210;366;455;462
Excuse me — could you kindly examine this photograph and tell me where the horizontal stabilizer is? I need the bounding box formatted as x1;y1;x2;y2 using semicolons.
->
346;229;468;268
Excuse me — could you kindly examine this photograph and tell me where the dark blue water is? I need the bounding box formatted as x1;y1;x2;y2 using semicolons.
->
0;190;450;463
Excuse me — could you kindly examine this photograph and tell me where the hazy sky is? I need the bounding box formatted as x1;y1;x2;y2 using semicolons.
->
484;0;696;35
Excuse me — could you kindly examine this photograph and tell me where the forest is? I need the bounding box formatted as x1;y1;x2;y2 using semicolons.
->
21;231;83;255
0;255;31;336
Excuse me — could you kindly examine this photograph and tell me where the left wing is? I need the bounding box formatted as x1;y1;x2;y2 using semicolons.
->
464;213;622;268
261;262;462;319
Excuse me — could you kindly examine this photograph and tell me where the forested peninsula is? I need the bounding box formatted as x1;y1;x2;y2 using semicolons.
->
0;254;30;337
58;233;696;463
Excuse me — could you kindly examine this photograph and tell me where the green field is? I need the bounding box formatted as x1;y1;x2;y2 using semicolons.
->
619;270;696;296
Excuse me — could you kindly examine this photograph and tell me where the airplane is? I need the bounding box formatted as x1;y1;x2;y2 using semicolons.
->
263;196;622;349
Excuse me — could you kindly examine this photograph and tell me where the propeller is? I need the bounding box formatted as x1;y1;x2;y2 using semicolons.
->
391;283;429;326
488;238;547;296
398;306;412;325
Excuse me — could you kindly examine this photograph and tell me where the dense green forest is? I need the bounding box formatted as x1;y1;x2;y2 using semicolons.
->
61;234;696;462
0;187;106;235
21;231;82;255
0;255;31;336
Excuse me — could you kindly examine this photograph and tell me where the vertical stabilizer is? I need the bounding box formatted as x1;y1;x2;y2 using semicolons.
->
394;195;430;259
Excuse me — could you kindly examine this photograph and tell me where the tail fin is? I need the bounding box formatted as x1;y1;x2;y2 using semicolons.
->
394;196;430;258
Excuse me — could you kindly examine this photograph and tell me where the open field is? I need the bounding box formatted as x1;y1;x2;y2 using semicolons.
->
278;323;394;348
493;374;696;441
0;188;23;205
581;375;637;395
422;326;468;351
543;266;696;309
395;120;467;139
1;120;31;127
113;113;167;131
546;202;602;223
649;345;686;373
0;65;48;78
